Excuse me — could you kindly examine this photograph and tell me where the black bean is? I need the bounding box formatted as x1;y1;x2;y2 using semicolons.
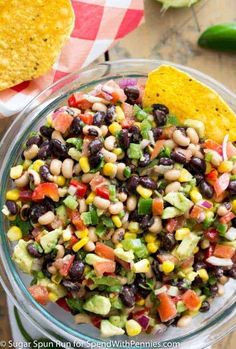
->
134;274;151;297
93;111;106;127
152;127;163;141
195;174;204;185
65;107;75;116
129;125;141;143
176;126;187;136
38;144;51;160
50;139;68;159
231;218;236;228
6;200;18;215
40;126;53;138
152;104;169;115
153;109;167;126
69;117;83;136
88;128;99;137
193;261;207;271
105;105;116;124
118;129;130;149
152;260;161;279
213;267;224;279
139;176;156;189
39;165;51;181
130;284;138;295
192;275;203;288
26;135;42;147
62;280;81;292
27;243;43;258
69;260;85;281
120;286;135;307
188;157;206;174
44;198;55;212
126;175;140;193
199;180;214;199
140;215;154;229
174;280;189;292
209;284;218;296
161;233;176;251
129;210;142;222
88;139;103;155
170;151;186;164
159;157;174;166
199;300;210;312
138;152;150;167
30;203;48;223
226;266;236;279
89;153;103;168
124;86;140;104
228;181;236;194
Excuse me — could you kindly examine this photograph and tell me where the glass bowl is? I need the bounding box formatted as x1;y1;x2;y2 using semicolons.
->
1;59;236;348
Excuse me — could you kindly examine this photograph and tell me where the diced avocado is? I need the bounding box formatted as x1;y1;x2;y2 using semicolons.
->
63;195;78;210
56;205;67;224
85;253;109;265
12;239;34;274
37;278;66;300
83;295;111;316
162;207;183;219
100;320;125;337
183;119;205;138
81;212;92;225
176;301;187;313
40;229;62;254
122;239;148;259
164;192;193;212
127;143;142;159
109;315;127;328
114;247;134;262
176;233;201;259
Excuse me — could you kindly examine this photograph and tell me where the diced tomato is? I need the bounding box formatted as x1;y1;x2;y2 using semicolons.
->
190;205;204;220
182;290;201;311
219;211;235;224
32;183;59;202
213;173;230;197
19;190;32;201
96;186;109;200
94;260;116;276
204;228;218;242
70;179;87;198
150;140;165;160
71;211;86;230
67;235;79;249
121;119;134;128
226;141;236;158
91;316;102;328
152;198;164;216
80;113;94;125
95;242;115;260
213;244;235;259
156;254;179;264
90;174;107;192
58;255;75;277
213;191;227;203
206;169;218;182
56;297;70;312
179;256;194;269
204;139;222;155
52;112;73;134
204;244;215;261
157;293;177;322
165;218;178;234
160;126;175;140
68;93;92;110
28;285;49;305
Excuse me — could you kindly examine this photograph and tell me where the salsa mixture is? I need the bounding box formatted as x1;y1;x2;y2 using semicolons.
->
2;75;236;337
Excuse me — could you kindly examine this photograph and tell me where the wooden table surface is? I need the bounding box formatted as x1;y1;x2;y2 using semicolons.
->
1;0;236;347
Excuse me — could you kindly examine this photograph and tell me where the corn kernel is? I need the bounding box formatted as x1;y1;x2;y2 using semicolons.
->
147;242;159;254
125;319;142;337
48;292;59;302
10;165;23;180
7;226;22;241
103;162;117;177
232;199;236;214
128;222;139;234
75;229;89;239
136;298;145;306
6;189;20;201
133;259;150;273
145;233;156;243
162;260;175;274
124;232;137;240
193;246;199;254
218;160;233;173
72;237;89;252
198;268;209;282
115;106;125;122
79;156;90;173
179;168;192;182
32;160;45;172
85;192;95;205
113;148;123;156
112;215;122;228
108;122;122;135
23;160;32;170
54;175;66;186
186;271;197;282
190;189;202;203
175;228;190;241
136;185;152;199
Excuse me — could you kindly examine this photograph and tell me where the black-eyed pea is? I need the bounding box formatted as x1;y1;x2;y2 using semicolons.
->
117;191;128;202
109;201;124;215
88;227;98;242
58;187;68;197
79;199;87;213
38;211;55;225
126;195;137;211
116;163;126;180
55;244;65;259
28;169;41;186
62;158;74;179
23;144;39;160
177;315;192;328
73;163;81;175
50;159;62;176
164;139;176;150
173;129;190;147
165;181;181;194
84;241;96;252
104;136;116;151
81;173;97;183
101;148;117;163
14;172;29;188
92;102;107;113
51;130;66;144
100;125;108;137
187;143;197;156
164;169;180;182
217;204;230;216
186;127;199;144
148;217;162;234
93;196;110;210
112;228;125;244
83;125;102;137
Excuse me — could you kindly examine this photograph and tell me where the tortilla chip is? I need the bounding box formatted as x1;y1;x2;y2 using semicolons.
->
143;65;236;143
0;0;74;91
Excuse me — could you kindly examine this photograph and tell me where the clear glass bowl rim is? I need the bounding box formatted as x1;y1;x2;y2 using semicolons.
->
1;59;236;348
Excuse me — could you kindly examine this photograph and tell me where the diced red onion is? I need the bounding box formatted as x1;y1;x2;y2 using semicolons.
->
154;285;168;295
222;134;229;161
101;86;113;101
148;130;155;145
167;286;179;297
197;200;213;209
140;139;150;149
197;211;206;223
68;185;77;196
119;78;137;89
150;324;167;336
206;256;233;267
137;315;150;330
225;227;236;241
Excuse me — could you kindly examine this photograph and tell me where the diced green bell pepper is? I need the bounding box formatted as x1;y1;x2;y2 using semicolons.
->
138;198;153;215
63;195;78;210
81;212;92;225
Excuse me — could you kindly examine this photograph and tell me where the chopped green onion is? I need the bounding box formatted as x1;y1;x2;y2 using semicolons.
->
109;185;116;202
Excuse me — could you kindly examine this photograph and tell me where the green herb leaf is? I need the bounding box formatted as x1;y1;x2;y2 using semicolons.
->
66;298;84;313
166;114;180;126
12;216;32;236
66;137;83;150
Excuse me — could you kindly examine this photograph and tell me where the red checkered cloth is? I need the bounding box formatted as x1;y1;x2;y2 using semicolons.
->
0;0;144;117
